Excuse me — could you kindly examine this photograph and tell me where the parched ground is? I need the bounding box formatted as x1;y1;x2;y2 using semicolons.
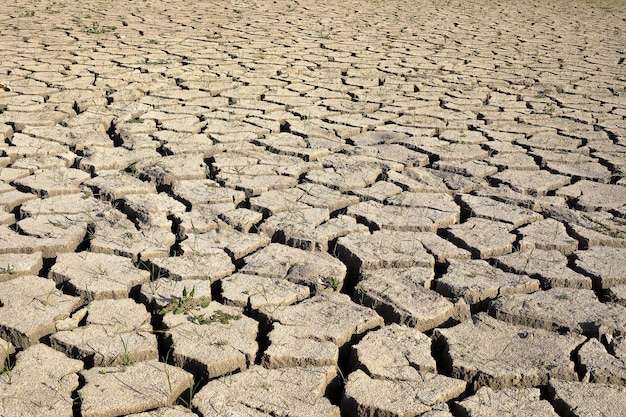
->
1;0;626;416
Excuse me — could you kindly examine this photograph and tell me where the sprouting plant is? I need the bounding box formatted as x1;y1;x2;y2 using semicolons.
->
316;28;332;39
602;287;619;304
40;289;58;308
158;287;209;315
86;22;115;34
178;379;200;409
125;163;141;178
335;365;348;385
0;264;17;275
322;275;341;291
164;360;173;398
120;336;133;366
48;217;73;229
194;310;241;325
1;344;14;384
543;102;556;115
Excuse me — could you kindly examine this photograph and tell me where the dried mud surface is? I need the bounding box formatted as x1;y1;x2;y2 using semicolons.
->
1;0;626;416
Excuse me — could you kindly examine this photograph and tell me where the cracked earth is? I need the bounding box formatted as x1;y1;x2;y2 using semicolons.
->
1;0;626;416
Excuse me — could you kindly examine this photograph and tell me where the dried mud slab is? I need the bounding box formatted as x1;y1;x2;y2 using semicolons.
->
84;171;156;201
0;344;83;417
493;248;592;289
220;207;263;232
139;278;212;311
342;369;465;417
162;302;257;380
414;232;472;264
557;180;626;212
19;193;107;218
0;275;81;348
0;251;42;281
517;218;579;254
355;267;469;331
351;180;403;203
78;147;161;174
350;324;436;380
347;199;458;232
79;360;193;417
578;337;626;386
134;154;208;186
193;365;339;417
446;218;517;258
459;195;542;231
241;243;347;292
539;154;612;183
13;167;91;197
50;298;157;367
292;215;369;252
260;207;329;241
171;179;246;208
172;204;227;240
490;288;626;337
548;379;626;417
433;313;585;390
180;226;270;261
305;167;375;193
121;192;187;229
490;170;570;196
262;322;339;368
261;293;383;367
89;211;175;262
0;222;84;259
437;259;539;307
249;188;313;216
50;252;150;300
574;247;626;289
565;215;626;250
336;230;435;274
147;251;235;282
220;272;310;311
455;386;559;417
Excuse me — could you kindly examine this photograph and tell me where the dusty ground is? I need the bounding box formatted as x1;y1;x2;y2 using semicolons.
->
1;0;626;416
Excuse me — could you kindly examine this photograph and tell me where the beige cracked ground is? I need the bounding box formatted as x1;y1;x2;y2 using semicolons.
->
1;0;626;416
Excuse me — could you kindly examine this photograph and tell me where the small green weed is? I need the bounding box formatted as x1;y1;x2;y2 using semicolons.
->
120;336;133;366
1;346;14;384
125;163;140;178
194;310;241;325
322;275;341;290
543;102;556;115
159;287;209;315
86;22;115;34
0;264;17;275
